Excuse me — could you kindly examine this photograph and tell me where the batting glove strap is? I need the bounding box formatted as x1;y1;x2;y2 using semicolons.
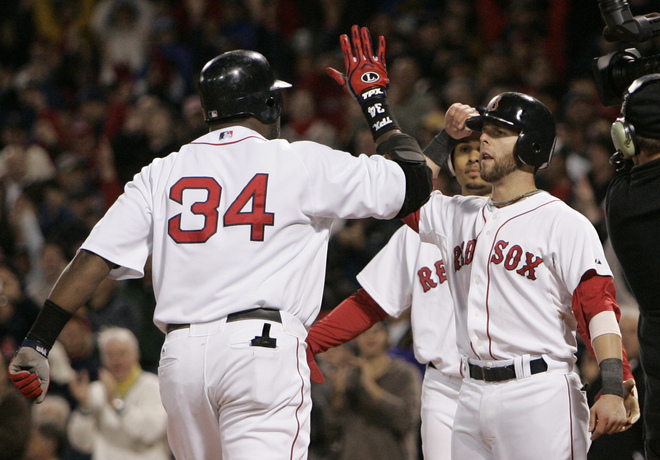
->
600;357;624;397
21;338;50;358
361;95;400;141
26;299;72;349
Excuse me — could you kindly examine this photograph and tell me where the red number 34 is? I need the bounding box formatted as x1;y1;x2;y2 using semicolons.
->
168;174;274;243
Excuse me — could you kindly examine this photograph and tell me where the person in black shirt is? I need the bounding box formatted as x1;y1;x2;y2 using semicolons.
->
606;73;660;460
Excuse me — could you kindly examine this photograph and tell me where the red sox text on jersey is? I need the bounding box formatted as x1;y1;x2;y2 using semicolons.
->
453;238;544;280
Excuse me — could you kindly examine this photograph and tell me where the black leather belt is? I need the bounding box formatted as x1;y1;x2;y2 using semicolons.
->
166;308;282;333
469;357;547;382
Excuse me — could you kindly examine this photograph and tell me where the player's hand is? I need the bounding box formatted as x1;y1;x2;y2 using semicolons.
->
8;346;51;403
622;378;640;428
327;25;388;107
444;103;480;140
589;393;627;440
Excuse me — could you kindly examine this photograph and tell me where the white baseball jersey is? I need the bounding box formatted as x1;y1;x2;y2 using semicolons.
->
81;126;406;332
356;224;462;460
417;189;612;363
417;189;609;459
357;225;461;377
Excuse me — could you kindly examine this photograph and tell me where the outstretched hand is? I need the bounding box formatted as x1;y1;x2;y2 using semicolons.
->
327;25;389;106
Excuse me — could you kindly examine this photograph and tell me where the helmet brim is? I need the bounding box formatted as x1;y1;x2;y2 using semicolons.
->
272;79;292;90
465;114;517;132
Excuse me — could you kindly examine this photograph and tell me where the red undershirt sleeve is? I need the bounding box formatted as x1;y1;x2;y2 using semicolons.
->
572;269;632;381
401;210;420;233
305;289;389;383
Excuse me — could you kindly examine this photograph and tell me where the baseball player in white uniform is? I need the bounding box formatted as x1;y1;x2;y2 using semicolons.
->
7;27;433;460
307;104;639;459
308;121;488;460
404;94;632;459
359;130;488;460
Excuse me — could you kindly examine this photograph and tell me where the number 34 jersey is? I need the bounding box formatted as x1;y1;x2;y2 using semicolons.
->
81;127;407;332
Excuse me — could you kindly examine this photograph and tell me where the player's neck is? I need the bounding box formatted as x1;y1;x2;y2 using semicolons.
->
490;173;537;204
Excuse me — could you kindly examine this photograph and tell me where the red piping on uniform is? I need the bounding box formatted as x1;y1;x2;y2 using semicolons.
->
189;136;265;147
290;337;305;460
565;374;575;459
484;200;560;359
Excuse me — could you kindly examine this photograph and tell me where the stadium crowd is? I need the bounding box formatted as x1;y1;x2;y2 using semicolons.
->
1;0;659;459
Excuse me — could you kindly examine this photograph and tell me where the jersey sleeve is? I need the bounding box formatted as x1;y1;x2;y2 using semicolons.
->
417;191;455;248
554;210;613;293
80;165;155;280
572;272;632;381
357;226;420;318
293;141;406;220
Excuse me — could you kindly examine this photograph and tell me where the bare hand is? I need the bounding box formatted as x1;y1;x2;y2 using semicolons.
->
622;378;641;429
444;103;480;140
98;368;118;403
68;370;90;406
589;393;627;440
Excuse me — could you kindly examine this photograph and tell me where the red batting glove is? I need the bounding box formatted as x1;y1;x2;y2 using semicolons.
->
326;25;389;106
8;344;51;403
8;370;44;400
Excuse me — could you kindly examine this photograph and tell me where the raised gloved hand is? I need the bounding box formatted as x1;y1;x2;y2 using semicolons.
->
8;342;51;403
327;25;388;105
327;25;399;140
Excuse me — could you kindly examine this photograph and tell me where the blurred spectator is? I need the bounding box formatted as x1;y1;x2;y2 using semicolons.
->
55;314;100;391
333;321;421;460
309;343;355;460
23;421;69;460
30;0;96;52
179;94;206;143
0;114;56;184
0;357;32;460
26;240;69;306
24;394;74;460
387;55;435;142
67;327;170;460
91;0;155;86
0;261;40;363
281;88;339;147
85;278;144;338
109;94;179;185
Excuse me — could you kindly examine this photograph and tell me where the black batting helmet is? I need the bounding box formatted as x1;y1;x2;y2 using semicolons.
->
198;50;292;125
466;92;556;170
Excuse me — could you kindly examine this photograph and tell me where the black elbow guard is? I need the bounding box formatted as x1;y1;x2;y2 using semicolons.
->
377;133;432;218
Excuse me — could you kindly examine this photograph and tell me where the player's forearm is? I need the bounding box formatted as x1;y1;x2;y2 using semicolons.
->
24;250;112;353
49;249;113;312
592;333;623;363
306;289;388;355
593;333;624;397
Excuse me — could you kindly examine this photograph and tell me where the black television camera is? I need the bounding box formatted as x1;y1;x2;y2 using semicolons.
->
592;0;660;106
